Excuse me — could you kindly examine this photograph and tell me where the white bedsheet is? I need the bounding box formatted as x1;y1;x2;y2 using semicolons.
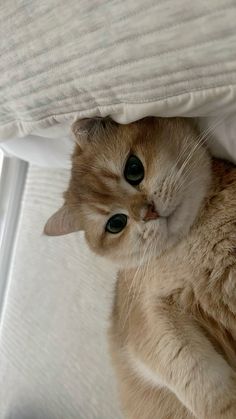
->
0;165;122;419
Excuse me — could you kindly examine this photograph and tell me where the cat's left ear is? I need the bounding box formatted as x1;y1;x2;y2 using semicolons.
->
72;118;95;147
72;117;116;148
44;205;82;236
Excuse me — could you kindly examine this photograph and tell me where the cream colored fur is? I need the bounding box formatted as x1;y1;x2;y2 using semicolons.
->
45;117;236;418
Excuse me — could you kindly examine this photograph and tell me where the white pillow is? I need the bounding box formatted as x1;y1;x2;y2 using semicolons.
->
0;0;236;141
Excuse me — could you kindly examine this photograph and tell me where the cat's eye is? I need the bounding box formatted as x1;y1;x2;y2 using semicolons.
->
124;155;144;186
106;214;127;234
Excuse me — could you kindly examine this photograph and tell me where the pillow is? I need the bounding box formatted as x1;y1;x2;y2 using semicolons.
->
0;0;236;140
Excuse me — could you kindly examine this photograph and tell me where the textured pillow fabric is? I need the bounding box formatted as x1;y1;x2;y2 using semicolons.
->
1;0;236;140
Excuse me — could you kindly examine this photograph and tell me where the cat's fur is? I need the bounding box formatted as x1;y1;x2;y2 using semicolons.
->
45;117;236;419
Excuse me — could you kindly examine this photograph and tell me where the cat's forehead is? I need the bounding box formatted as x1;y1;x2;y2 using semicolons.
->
81;121;156;169
72;152;138;218
78;159;135;208
75;129;129;174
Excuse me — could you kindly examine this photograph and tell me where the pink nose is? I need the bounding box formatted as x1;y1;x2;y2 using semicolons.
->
143;203;159;221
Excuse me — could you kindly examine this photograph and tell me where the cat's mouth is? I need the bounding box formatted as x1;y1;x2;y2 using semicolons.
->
143;203;159;222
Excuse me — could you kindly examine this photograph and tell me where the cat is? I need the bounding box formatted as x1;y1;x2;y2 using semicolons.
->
45;117;236;419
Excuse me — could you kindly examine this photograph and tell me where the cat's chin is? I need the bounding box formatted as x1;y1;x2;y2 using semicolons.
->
107;223;169;270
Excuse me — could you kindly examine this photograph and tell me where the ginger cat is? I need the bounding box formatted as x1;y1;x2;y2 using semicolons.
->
45;117;236;419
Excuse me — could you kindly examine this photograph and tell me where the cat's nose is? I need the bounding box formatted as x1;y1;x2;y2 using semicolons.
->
143;203;159;222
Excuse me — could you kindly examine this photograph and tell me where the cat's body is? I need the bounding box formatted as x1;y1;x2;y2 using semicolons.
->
110;159;236;419
45;117;236;419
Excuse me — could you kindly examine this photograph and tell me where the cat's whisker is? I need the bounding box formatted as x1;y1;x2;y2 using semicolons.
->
171;117;221;186
129;242;154;323
174;131;218;194
165;117;218;188
172;116;225;190
167;116;225;201
122;239;151;330
161;118;221;221
174;148;208;195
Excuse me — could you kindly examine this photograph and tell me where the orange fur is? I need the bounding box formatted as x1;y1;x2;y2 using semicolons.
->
45;117;236;418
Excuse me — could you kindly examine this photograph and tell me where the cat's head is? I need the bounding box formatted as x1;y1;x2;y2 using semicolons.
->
44;117;211;267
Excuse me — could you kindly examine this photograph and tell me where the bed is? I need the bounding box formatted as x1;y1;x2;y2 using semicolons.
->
0;1;236;418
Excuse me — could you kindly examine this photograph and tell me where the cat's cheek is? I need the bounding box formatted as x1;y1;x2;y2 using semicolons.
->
141;222;162;243
138;219;169;259
155;220;170;254
142;226;155;241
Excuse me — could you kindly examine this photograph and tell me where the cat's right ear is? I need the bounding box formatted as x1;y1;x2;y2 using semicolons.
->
44;205;82;236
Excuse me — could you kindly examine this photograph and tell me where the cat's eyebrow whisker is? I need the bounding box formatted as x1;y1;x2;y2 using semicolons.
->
161;117;224;212
172;130;212;190
164;133;203;195
174;129;218;194
174;148;208;194
180;115;225;171
165;118;214;184
171;116;225;192
180;116;223;175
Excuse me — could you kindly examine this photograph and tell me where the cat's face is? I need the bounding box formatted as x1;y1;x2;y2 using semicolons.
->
45;117;211;267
